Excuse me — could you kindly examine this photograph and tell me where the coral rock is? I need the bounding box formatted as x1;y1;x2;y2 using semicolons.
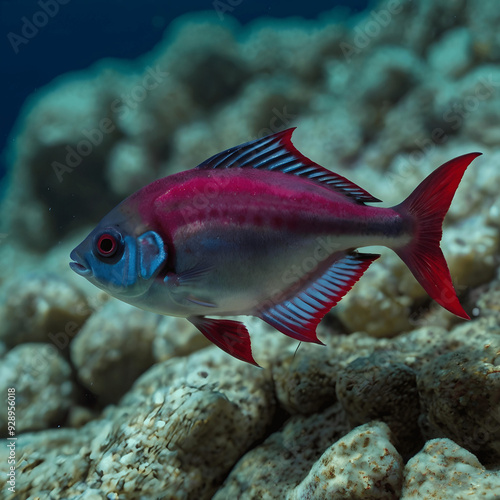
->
336;352;422;458
417;340;500;464
289;421;403;500
0;347;275;499
402;438;500;499
0;343;74;434
0;273;90;348
70;300;160;404
214;403;349;499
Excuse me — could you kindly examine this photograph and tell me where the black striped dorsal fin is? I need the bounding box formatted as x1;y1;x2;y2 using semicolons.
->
196;128;381;204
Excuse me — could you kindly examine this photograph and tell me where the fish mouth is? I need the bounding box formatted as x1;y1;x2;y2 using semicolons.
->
69;249;92;277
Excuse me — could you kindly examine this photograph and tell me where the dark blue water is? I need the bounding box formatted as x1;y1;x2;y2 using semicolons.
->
0;0;369;183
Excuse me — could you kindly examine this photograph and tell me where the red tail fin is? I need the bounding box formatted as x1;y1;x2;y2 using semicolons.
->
393;153;482;319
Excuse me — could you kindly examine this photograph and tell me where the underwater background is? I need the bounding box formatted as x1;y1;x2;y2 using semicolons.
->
0;0;368;183
1;0;500;498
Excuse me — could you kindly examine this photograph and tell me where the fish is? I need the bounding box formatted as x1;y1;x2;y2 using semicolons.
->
70;128;481;366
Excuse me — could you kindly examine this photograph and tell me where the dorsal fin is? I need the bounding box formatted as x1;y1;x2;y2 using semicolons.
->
196;128;381;204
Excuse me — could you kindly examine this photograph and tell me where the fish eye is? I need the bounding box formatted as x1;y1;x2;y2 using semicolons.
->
94;229;121;258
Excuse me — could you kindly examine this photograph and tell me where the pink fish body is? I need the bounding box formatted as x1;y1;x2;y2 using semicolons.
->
70;129;481;365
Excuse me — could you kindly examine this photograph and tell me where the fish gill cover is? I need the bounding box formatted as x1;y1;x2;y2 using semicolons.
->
0;0;500;499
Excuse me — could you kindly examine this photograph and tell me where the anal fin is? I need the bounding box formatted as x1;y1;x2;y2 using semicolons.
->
188;316;259;366
258;252;380;343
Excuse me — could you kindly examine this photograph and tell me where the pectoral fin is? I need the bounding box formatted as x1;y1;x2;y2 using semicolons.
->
164;264;213;287
164;265;218;308
188;316;259;366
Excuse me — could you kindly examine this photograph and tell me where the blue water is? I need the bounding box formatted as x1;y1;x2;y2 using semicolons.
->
0;0;369;184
